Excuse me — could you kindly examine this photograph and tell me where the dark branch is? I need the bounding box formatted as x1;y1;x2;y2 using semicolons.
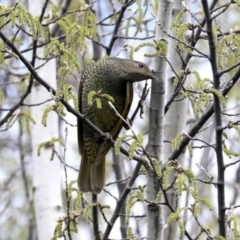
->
201;1;225;236
102;162;141;240
106;0;135;55
0;31;147;166
92;194;101;240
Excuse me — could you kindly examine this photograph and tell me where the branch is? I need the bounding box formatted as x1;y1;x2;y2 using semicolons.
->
19;132;34;240
218;60;240;77
165;0;219;114
0;0;50;128
42;6;92;27
51;0;73;37
62;128;72;240
201;1;226;236
0;75;33;127
169;65;240;160
224;159;240;169
106;0;135;55
102;162;141;240
210;1;232;21
92;194;101;240
0;31;148;166
4;35;66;60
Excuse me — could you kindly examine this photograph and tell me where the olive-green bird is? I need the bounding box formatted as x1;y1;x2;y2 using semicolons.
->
78;57;156;194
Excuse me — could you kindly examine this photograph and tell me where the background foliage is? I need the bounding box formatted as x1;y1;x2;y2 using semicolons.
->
0;0;240;239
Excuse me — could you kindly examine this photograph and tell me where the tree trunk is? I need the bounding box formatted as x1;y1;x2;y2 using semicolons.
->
146;0;174;239
163;1;189;239
29;1;63;239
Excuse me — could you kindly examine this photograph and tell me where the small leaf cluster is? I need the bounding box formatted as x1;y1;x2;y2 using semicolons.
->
6;110;36;135
162;161;199;198
171;10;193;53
0;3;42;39
221;123;240;158
0;40;5;65
42;105;57;127
213;236;226;240
0;4;44;65
163;161;211;201
57;7;97;51
222;141;239;159
51;4;59;19
187;143;193;157
0;40;19;65
127;226;134;240
0;87;4;106
125;0;143;38
171;132;191;158
41;84;78;127
87;90;114;109
149;0;159;15
61;84;79;111
181;70;227;118
172;132;184;151
164;162;213;238
228;215;240;239
83;203;96;222
37;137;64;160
167;208;186;239
215;30;240;71
44;40;81;87
115;133;144;160
151;157;162;178
41;102;67;127
17;111;36;135
173;70;185;87
233;125;240;141
135;39;168;58
51;219;64;240
51;212;80;240
68;180;82;211
203;88;226;108
173;70;215;118
51;181;82;240
125;186;144;225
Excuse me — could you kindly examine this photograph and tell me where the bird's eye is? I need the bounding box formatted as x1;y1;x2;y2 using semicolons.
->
138;63;144;68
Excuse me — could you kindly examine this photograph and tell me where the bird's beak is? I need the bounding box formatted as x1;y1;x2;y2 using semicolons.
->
147;71;157;81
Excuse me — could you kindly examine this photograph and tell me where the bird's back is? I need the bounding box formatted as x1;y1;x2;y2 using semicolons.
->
80;60;127;162
77;57;155;193
78;59;129;194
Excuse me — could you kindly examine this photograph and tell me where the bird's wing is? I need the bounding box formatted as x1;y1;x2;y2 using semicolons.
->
77;77;85;156
111;82;133;139
95;82;133;165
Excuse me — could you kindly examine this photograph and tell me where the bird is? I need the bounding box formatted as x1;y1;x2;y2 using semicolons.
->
78;57;156;194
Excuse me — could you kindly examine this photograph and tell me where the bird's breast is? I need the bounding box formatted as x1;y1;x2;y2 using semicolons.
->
82;79;127;133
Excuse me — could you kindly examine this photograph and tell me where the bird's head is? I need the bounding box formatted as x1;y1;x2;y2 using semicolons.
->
107;58;157;82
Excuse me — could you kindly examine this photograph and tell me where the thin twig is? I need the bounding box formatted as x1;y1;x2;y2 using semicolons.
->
62;127;72;240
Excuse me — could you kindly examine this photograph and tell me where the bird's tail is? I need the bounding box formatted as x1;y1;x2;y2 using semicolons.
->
78;152;105;194
78;151;91;192
90;158;105;194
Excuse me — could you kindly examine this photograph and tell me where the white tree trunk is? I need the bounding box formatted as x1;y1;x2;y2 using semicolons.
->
163;1;190;239
146;0;174;239
29;1;63;239
163;0;190;240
